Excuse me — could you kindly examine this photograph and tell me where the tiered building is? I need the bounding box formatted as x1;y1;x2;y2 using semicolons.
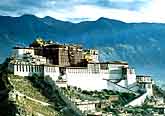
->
8;39;154;106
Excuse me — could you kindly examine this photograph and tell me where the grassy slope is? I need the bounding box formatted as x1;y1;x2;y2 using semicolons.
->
8;74;62;116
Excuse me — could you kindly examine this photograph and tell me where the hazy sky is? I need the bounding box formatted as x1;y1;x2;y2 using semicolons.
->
0;0;165;23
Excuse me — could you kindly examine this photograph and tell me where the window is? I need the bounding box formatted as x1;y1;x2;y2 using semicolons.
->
29;65;31;72
20;65;21;72
35;66;37;72
37;66;39;72
32;66;33;72
16;64;19;71
26;65;28;72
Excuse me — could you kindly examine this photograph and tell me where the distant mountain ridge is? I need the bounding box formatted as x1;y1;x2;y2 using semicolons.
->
1;14;165;80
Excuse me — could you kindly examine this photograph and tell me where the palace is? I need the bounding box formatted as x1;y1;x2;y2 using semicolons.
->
8;38;154;106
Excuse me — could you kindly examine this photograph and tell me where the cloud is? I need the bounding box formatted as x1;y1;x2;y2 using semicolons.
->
139;0;165;22
0;0;46;16
110;0;134;2
0;0;147;15
34;4;147;23
0;0;165;23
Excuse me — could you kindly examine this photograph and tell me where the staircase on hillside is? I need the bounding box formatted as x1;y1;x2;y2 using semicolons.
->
105;79;138;95
125;91;148;107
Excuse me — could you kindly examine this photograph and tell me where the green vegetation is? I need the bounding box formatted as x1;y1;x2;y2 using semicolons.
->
0;58;13;90
15;97;60;116
61;86;98;101
0;58;65;115
9;74;48;102
8;73;64;116
1;58;163;115
0;58;18;116
153;84;165;97
27;74;66;108
60;86;138;115
80;89;136;106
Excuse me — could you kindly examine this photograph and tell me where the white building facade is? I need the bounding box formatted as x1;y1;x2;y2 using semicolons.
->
9;62;60;82
12;47;35;59
9;61;137;92
136;75;153;96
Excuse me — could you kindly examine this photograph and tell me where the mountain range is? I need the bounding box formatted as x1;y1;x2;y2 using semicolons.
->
0;14;165;81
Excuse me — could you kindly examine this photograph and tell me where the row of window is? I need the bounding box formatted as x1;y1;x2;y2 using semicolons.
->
15;65;57;73
16;65;42;72
68;72;102;74
67;69;88;73
45;67;57;73
67;67;110;74
67;69;107;74
137;77;151;82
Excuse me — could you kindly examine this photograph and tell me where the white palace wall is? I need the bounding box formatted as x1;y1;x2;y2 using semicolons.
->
108;63;128;80
65;68;133;93
10;63;59;80
126;68;136;86
13;64;43;77
65;67;110;90
12;48;34;58
10;62;139;92
43;65;60;81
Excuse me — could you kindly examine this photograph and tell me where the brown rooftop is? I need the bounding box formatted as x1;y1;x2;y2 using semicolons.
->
88;61;128;65
43;43;82;48
109;61;128;65
13;46;33;49
136;75;151;77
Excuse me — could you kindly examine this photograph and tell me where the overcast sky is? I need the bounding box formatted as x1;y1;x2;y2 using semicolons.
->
0;0;165;23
